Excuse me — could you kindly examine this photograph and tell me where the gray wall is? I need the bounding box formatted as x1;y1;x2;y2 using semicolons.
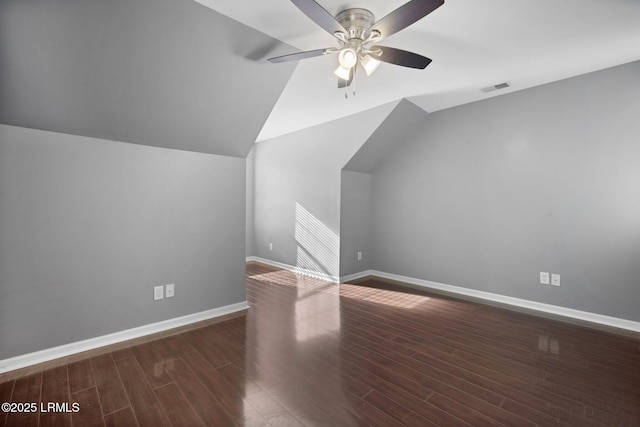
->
339;171;373;277
252;103;397;278
0;125;246;359
371;61;640;321
246;147;255;257
340;99;426;278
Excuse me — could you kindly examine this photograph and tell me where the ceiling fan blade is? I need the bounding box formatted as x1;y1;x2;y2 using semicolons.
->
268;48;334;63
371;45;432;69
365;0;444;40
291;0;347;39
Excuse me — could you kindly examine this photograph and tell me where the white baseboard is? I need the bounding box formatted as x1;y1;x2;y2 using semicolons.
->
247;256;340;283
0;301;249;374
340;270;374;283
369;270;640;333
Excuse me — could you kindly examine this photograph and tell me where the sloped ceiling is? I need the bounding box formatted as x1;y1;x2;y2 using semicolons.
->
343;99;427;174
0;0;296;157
197;0;640;142
3;0;639;156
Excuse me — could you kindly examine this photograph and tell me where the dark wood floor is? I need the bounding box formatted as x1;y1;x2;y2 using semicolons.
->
1;262;639;426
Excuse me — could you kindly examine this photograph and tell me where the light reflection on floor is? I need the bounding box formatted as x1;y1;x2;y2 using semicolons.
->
538;334;560;354
249;270;338;294
249;270;432;310
339;283;431;309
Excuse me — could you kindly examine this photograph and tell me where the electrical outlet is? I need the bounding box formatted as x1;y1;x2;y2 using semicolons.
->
165;283;175;298
269;243;273;250
357;251;362;261
153;285;164;301
551;274;561;287
540;272;550;285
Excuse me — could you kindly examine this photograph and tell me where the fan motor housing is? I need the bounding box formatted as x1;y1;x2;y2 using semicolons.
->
336;8;375;40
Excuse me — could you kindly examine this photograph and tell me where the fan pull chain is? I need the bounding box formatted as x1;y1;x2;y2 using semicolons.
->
344;73;356;99
344;87;356;99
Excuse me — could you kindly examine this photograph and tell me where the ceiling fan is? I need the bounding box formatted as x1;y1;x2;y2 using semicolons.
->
268;0;444;88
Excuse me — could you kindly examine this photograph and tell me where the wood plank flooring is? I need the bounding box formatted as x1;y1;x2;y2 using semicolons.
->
1;262;639;426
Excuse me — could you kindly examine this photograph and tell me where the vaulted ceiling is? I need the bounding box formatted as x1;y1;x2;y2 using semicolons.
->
0;0;296;157
2;0;640;156
199;0;640;142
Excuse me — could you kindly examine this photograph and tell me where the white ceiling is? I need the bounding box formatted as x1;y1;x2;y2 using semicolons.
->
196;0;640;142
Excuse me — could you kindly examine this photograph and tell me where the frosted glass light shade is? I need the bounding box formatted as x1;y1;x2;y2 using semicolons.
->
361;54;381;76
334;65;351;80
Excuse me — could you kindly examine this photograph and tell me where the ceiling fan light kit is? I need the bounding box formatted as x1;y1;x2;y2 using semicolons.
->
338;48;358;69
268;0;444;89
360;54;381;76
334;64;352;80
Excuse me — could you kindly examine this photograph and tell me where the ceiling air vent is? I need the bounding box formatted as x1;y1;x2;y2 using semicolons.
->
481;82;510;93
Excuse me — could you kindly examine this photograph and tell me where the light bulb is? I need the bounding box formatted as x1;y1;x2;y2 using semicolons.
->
338;48;357;69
